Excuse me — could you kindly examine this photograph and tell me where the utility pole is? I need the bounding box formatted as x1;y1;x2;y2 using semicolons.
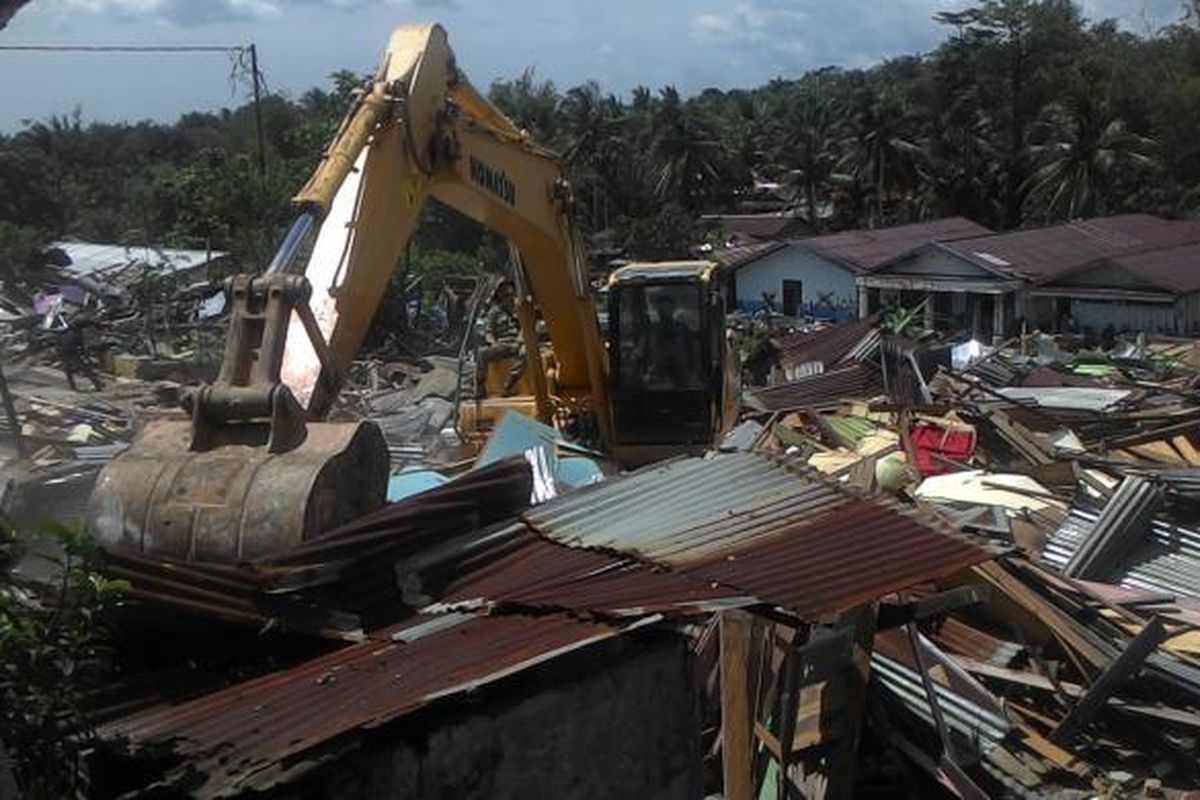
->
250;43;266;180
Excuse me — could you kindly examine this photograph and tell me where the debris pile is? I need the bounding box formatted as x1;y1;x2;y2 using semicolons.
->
9;279;1200;798
717;318;1200;797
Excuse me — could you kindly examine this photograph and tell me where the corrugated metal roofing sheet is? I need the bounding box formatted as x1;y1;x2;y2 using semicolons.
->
1044;508;1200;600
708;240;788;271
806;217;992;272
434;529;751;617
51;240;227;278
523;452;850;567
521;451;992;620
746;361;884;412
100;612;634;798
936;214;1200;281
680;500;991;619
1084;242;1200;295
775;314;881;370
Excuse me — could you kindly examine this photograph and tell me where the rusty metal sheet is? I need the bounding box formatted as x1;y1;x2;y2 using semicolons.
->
808;217;991;272
260;455;532;570
101;546;363;640
523;452;850;567
932;617;1024;667
746;362;884;412
433;529;751;617
775;314;880;371
940;214;1200;281
99;612;633;798
99;459;534;632
680;500;993;620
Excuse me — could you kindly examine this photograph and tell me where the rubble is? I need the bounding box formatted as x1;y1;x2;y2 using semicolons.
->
8;244;1200;797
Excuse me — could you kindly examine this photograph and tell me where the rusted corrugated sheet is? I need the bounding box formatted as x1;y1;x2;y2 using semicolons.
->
100;458;534;634
680;500;992;619
435;529;751;617
261;455;532;569
708;240;788;270
746;361;884;412
932;617;1025;667
775;314;880;371
102;547;364;640
523;452;850;567
521;451;991;621
942;214;1200;281
100;612;633;798
807;217;992;271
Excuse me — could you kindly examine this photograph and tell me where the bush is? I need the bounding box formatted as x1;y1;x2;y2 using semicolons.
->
0;517;126;799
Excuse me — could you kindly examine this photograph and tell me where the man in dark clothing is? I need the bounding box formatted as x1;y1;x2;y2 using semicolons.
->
57;313;104;391
642;291;698;389
477;280;527;397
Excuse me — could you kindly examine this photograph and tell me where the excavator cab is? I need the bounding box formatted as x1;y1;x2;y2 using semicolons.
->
607;261;734;462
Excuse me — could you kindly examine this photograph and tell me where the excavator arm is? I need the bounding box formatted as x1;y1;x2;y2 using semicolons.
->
273;24;609;437
87;24;615;562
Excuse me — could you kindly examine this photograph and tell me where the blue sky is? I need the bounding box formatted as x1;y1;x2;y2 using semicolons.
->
0;0;1186;132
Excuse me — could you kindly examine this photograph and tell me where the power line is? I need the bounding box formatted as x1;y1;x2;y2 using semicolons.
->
0;42;270;180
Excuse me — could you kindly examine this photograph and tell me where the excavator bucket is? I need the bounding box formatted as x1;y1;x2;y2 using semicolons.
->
89;418;386;562
87;273;388;563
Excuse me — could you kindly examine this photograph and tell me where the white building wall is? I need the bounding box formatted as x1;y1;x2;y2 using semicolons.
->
733;246;858;320
1071;299;1180;335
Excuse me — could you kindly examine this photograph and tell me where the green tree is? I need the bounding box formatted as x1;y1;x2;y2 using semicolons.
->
1023;91;1157;219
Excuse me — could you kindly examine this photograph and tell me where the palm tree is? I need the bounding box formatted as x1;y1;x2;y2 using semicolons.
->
776;92;841;230
649;86;723;212
560;82;624;229
1023;93;1156;220
841;87;925;227
487;68;560;145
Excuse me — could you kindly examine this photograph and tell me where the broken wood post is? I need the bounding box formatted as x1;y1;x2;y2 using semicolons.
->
1051;616;1168;745
720;609;754;800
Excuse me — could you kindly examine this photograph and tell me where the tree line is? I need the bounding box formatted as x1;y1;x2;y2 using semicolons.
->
1;0;1198;276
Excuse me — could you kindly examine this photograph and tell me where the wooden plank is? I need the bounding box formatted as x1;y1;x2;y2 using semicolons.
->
753;721;784;761
721;610;754;800
877;584;990;631
1051;617;1168;744
1009;713;1092;778
969;561;1114;675
1172;435;1200;466
985;408;1053;465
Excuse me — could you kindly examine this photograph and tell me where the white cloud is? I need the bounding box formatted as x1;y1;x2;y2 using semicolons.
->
692;13;733;36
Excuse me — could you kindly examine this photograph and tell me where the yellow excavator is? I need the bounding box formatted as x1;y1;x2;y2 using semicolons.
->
87;23;737;563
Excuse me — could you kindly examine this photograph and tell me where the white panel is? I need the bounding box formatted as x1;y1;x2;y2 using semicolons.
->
280;152;366;406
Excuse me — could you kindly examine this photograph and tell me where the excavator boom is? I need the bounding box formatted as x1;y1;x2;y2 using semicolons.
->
88;23;732;564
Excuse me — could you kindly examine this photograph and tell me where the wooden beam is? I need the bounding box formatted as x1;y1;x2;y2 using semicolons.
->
720;609;755;800
1051;617;1168;744
877;584;989;631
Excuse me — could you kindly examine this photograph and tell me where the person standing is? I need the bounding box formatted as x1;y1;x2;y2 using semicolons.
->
478;280;526;397
57;311;104;392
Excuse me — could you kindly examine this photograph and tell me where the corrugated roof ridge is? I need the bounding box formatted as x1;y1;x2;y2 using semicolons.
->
525;455;802;551
522;451;867;568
